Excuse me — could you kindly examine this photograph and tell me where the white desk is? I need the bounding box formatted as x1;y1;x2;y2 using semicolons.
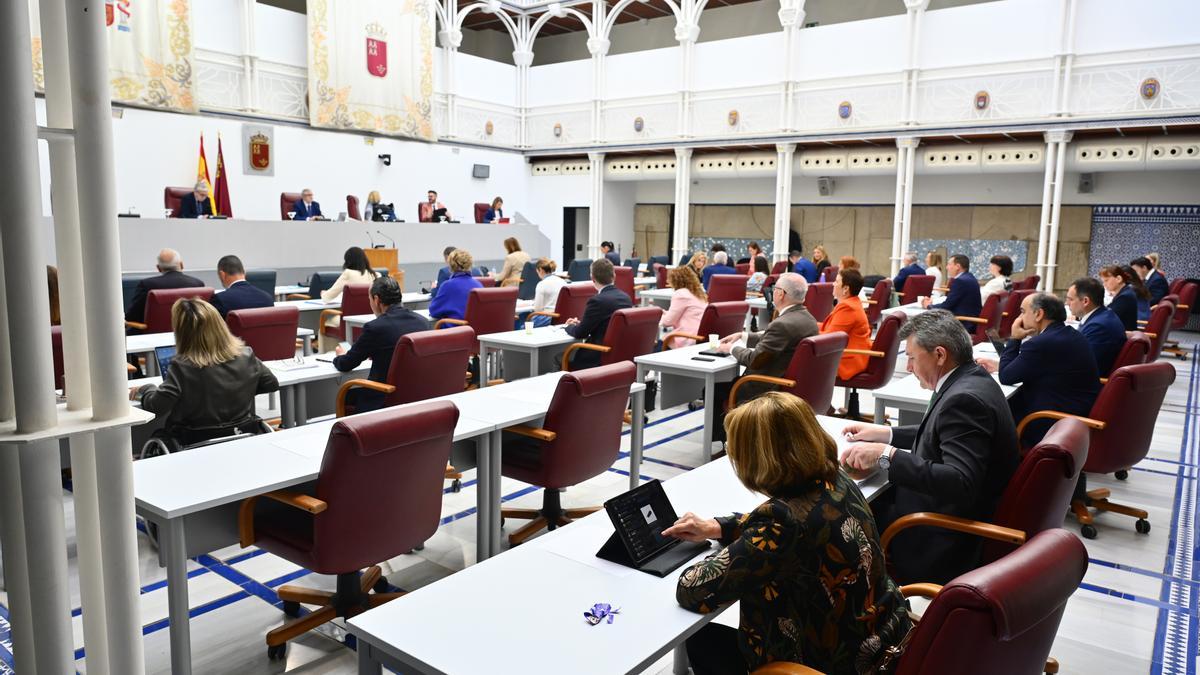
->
634;344;740;463
126;328;315;375
638;287;676;309
635;275;657;287
348;415;885;675
343;301;535;342
275;284;307;299
477;325;577;384
871;368;1018;425
883;302;926;319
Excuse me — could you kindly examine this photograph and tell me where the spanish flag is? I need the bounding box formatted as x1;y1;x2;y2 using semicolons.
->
196;134;211;190
213;135;233;217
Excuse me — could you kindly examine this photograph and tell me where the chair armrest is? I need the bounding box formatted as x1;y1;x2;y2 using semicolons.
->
318;308;343;333
335;378;396;418
505;424;557;442
433;318;469;329
752;664;824;675
1178;303;1190;311
935;286;950;293
1099;377;1108;385
900;583;944;600
865;299;878;305
560;343;610;371
1016;410;1106;439
1001;311;1010;317
661;331;704;350
728;375;794;409
238;490;328;547
528;311;558;320
125;320;147;331
286;293;311;300
955;316;988;324
881;512;1026;552
746;291;764;298
1136;320;1148;327
843;348;886;358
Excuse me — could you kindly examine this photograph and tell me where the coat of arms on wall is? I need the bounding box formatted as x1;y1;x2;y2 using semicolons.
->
974;90;990;111
1140;78;1161;100
249;133;270;170
837;101;852;119
634;116;644;132
553;122;563;137
728;110;739;126
366;22;388;78
485;120;494;136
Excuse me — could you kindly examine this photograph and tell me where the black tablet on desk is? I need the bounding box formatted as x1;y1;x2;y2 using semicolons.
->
597;479;710;577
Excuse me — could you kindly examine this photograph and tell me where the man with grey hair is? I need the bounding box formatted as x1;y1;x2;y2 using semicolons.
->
178;180;213;219
701;250;737;290
893;251;924;292
124;247;204;326
711;272;818;441
842;309;1018;584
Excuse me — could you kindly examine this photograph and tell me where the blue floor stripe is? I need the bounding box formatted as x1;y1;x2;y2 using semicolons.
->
0;602;14;674
1090;557;1200;589
1083;582;1196;616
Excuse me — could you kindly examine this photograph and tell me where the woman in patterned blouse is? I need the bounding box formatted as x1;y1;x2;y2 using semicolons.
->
666;393;911;674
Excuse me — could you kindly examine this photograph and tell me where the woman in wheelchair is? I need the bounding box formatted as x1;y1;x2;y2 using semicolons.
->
131;297;280;450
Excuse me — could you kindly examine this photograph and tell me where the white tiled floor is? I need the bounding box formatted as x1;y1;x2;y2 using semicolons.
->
1;335;1196;674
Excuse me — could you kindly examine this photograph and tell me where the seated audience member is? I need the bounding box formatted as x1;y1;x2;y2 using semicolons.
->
1067;277;1127;375
1123;264;1153;322
686;252;708;282
811;244;830;277
131;298;279;446
701;251;737;290
431;246;478;298
493;236;531;287
429;248;483;321
980;254;1013;301
483;197;504;223
789;250;818;282
892;251;924;292
1132;255;1169;304
319;247;380;351
842;310;1018;583
738;241;766;265
712;273;819;440
364;190;395;222
925;251;945;296
838;255;861;272
290;188;323;220
745;256;770;293
671;393;911;675
600;240;621;265
125;248;204;326
332;277;429;412
209;255;273;318
977;292;1100;445
530;258;566;327
178;180;214;219
821;268;872;380
561;258;632;370
709;242;727;257
922;254;982;325
1147;252;1165;279
1099;264;1139;330
48;265;60;326
661;266;707;347
419;190;451;222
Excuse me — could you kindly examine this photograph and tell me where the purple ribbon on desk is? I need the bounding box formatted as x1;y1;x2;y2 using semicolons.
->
584;603;620;625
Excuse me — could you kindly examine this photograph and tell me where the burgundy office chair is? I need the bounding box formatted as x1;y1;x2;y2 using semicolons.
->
735;262;751;275
125;287;214;333
474;202;490;223
1138;300;1175;362
803;282;834;322
961;291;1007;345
163;187;190;216
435;287;520;382
499;362;636;545
707;274;749;304
997;289;1035;339
899;274;934;306
318;283;372;348
836;313;905;420
770;260;789;275
561;306;663;371
1016;361;1175;538
728;332;848;414
613;265;637;302
529;283;596;325
821;265;839;282
1015;274;1040;291
226;306;301;361
51;326;64;390
653;263;668;289
280;192;302;220
864;278;892;327
1163;281;1197;359
662;301;748;349
346;195;361;220
1103;332;1150;381
239;401;459;659
474;276;497;288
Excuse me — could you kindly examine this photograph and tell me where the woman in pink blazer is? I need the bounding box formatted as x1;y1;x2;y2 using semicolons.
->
661;266;709;348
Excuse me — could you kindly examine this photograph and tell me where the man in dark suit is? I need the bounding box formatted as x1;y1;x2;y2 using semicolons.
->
924;254;981;327
701;251;737;290
291;188;323;220
125;248;204;325
562;258;632;370
333;276;429;412
1132;256;1169;304
209;255;273;318
892;251;925;292
843;309;1018;583
178;181;213;219
1067;277;1127;376
978;292;1100;446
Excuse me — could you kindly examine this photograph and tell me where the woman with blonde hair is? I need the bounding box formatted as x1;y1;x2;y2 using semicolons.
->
668;393;910;674
430;248;483;321
812;244;830;278
530;257;566;327
363;190;385;221
661;265;708;348
131;298;278;446
687;251;708;282
494;236;531;287
925;250;945;297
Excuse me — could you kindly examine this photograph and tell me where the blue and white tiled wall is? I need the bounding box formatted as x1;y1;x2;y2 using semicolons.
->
688;237;775;260
1088;205;1200;279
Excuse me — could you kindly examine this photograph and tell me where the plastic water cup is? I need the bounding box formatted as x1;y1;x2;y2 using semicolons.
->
708;333;719;348
916;295;927;305
525;321;535;335
163;208;173;218
287;211;296;220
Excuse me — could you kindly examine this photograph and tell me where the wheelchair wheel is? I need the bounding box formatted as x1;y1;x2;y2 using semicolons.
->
139;437;173;460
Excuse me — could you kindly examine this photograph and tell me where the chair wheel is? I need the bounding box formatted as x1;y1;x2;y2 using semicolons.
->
1115;470;1129;480
451;479;462;493
687;399;704;412
267;643;287;660
1136;519;1151;534
373;577;391;593
282;600;301;618
1080;524;1098;540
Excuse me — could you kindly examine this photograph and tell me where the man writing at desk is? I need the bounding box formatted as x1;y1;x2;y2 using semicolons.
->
291;189;324;220
178;180;213;219
419;190;452;222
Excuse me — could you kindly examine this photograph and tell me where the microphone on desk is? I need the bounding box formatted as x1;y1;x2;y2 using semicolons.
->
376;230;396;248
366;230;383;249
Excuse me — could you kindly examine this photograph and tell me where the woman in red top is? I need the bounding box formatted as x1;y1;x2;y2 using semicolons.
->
820;268;873;380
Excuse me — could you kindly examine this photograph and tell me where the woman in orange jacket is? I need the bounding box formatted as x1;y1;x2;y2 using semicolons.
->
820;267;873;380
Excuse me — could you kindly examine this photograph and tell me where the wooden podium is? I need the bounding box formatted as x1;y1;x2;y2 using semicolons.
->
364;247;404;290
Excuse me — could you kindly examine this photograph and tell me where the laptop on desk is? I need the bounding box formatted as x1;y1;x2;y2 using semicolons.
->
597;479;710;577
155;345;177;379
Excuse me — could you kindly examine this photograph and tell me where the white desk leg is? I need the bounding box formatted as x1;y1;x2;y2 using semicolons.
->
475;433;492;561
295;383;308;425
146;352;160;377
491;429;503;556
163;517;193;675
702;374;716;461
480;346;490;388
302;337;312;356
357;641;383;675
629;389;645;490
530;348;539;379
280;387;296;429
873;397;886;425
673;644;690;674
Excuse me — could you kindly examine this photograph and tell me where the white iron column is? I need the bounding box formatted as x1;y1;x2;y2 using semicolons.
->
588;36;610;144
439;27;463;137
900;137;919;259
772;144;796;263
239;0;257;110
1034;139;1058;286
588;152;606;258
1050;0;1079;116
899;0;929;125
64;1;146;672
675;22;698;137
1044;131;1072;292
672;148;694;264
514;18;533;147
0;256;30;673
0;0;71;671
889;137;919;275
777;0;806;131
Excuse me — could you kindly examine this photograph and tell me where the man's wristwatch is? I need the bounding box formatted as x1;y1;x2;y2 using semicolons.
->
877;446;895;471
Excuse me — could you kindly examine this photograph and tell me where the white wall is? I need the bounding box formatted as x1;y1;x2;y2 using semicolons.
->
918;0;1058;69
606;48;681;99
456;53;519;106
254;3;307;66
1074;0;1200;55
527;60;592;106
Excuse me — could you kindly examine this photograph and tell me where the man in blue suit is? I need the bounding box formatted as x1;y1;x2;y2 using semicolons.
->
979;292;1100;445
701;251;737;290
789;250;819;282
291;188;324;220
893;251;925;292
1132;256;1169;304
1067;277;1127;376
561;258;632;370
924;254;981;328
209;255;273;318
333;276;430;411
178;181;213;219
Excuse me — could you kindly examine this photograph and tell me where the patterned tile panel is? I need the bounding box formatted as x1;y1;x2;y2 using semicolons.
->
1088;205;1200;279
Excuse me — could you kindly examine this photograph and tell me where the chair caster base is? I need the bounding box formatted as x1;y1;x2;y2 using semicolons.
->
1115;470;1129;480
687;399;704;411
1136;519;1151;534
451;479;462;493
1080;524;1098;540
267;643;287;660
282;600;301;618
373;577;391;593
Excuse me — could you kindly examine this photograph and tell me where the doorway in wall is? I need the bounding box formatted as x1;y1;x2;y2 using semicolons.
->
563;207;588;264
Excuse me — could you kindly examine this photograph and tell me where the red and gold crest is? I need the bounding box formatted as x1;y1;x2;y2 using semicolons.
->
249;133;270;171
366;22;388;78
105;0;115;26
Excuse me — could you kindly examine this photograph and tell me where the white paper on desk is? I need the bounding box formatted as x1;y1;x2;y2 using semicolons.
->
268;425;333;459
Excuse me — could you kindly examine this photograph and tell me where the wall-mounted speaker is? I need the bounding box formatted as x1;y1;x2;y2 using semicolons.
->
472;163;490;179
1078;172;1095;193
817;176;835;196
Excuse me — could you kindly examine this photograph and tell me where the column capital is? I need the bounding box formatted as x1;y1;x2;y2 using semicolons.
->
512;50;534;67
674;23;700;43
483;0;502;12
439;29;463;49
587;37;611;57
675;147;693;160
1045;130;1073;143
895;136;921;149
903;0;930;12
588;151;605;163
775;142;797;154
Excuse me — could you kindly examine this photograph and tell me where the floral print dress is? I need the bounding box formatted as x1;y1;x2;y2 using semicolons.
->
676;470;911;674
